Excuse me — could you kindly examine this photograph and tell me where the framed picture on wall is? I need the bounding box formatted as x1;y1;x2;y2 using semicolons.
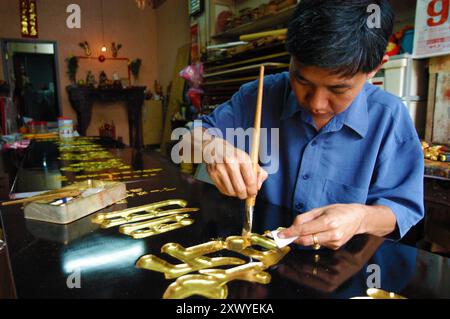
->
189;0;204;17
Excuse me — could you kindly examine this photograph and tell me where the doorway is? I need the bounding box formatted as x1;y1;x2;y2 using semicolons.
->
1;40;61;122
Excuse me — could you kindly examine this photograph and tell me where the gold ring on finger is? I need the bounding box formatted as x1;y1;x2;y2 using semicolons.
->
312;234;321;250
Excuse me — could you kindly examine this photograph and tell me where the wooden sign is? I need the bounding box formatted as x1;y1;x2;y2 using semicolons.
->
414;0;450;58
19;0;38;38
190;24;200;63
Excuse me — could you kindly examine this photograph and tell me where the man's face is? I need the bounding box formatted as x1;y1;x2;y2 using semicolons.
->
289;58;369;129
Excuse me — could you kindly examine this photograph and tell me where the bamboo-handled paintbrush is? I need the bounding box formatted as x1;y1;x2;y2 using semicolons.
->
242;65;265;237
1;190;82;206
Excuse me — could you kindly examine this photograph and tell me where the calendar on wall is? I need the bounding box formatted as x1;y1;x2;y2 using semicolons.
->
189;0;204;17
414;0;450;58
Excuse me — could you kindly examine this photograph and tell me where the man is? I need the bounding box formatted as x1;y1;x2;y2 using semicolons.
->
189;0;424;250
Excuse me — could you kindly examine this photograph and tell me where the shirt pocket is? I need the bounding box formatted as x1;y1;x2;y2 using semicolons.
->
321;179;368;205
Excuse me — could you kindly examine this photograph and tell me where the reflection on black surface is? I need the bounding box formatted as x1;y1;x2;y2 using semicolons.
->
132;151;144;171
226;200;418;299
13;141;63;194
61;234;145;274
12;139;168;196
2;145;449;299
21;141;60;170
227;237;417;299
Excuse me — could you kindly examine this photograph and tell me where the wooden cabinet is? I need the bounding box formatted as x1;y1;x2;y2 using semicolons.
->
142;100;163;146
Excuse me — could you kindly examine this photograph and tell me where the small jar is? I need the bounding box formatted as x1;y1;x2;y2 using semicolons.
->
29;121;48;134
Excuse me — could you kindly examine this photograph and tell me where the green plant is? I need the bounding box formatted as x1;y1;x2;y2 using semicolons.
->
66;56;79;84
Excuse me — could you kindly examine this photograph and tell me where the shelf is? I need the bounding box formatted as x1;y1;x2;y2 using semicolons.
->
204;62;289;79
203;64;289;87
203;76;259;87
206;51;289;73
212;5;297;40
205;41;287;67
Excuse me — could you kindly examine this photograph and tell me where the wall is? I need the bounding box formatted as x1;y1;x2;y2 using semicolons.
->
391;0;417;32
235;0;275;12
0;0;159;145
155;0;190;91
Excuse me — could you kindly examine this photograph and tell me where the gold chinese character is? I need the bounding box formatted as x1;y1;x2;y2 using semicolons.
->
137;241;245;279
163;262;270;299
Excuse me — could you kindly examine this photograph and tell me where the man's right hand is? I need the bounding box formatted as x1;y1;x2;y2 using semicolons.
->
203;137;268;200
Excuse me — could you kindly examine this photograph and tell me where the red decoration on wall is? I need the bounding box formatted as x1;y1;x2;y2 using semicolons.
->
190;24;199;63
20;0;38;38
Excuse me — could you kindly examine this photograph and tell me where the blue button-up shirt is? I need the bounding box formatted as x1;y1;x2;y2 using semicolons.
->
198;72;424;239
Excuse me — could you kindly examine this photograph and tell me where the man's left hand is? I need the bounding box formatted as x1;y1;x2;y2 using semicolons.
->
278;204;367;250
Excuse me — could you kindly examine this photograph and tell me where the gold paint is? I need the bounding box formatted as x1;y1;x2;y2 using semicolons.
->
143;169;162;173
314;254;320;263
109;207;198;228
59;151;112;161
163;263;270;299
119;214;194;239
264;227;286;238
138;241;243;279
242;200;255;237
150;187;177;193
137;253;245;279
162;241;226;261
60;158;127;172
225;234;290;267
92;199;196;228
200;262;271;284
137;234;287;279
138;233;291;299
163;275;228;299
366;288;406;299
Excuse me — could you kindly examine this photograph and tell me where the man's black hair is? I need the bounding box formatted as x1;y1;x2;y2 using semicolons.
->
286;0;394;77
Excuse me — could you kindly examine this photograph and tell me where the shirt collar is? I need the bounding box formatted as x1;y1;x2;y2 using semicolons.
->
281;82;369;138
342;85;368;138
281;89;302;121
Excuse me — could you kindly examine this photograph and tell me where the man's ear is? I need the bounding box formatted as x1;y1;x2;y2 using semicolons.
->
367;54;390;79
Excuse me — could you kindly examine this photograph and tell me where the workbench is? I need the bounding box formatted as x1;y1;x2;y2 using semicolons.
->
0;138;449;299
